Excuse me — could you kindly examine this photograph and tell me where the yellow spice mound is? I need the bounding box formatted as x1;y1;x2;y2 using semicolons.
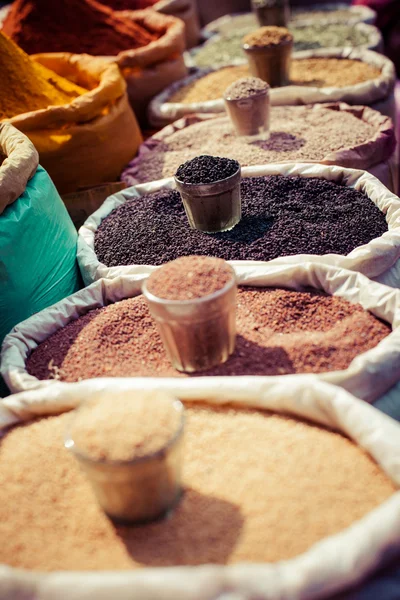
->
0;32;88;120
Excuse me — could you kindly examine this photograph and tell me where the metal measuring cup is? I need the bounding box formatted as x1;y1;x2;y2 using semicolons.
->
224;80;270;140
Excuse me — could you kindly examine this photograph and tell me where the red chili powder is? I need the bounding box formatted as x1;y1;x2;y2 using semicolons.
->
100;0;159;8
2;0;158;56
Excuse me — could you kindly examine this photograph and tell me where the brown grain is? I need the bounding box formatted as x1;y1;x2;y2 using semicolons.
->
169;59;381;103
26;288;391;381
69;392;182;462
0;404;395;571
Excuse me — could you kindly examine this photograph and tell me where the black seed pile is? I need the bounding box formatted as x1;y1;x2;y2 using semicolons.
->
94;176;388;267
175;155;240;184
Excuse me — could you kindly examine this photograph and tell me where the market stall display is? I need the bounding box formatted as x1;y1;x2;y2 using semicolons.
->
126;105;396;191
149;49;396;125
2;263;400;404
1;0;188;124
78;164;400;287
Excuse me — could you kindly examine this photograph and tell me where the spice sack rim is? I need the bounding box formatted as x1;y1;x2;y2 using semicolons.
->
124;104;396;185
150;48;395;125
6;53;127;131
77;162;400;288
109;8;186;69
201;4;377;38
1;379;400;600
0;122;38;214
3;260;400;404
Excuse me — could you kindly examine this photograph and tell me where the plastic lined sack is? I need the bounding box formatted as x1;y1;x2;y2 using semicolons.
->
0;123;81;350
123;105;397;192
7;53;142;195
2;261;400;404
77;163;400;288
0;380;400;598
149;49;396;126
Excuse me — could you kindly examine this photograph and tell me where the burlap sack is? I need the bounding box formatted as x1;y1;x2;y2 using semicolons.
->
77;163;400;288
1;379;400;599
3;262;400;403
124;105;397;191
7;53;142;195
150;49;396;125
0;122;38;215
154;0;200;48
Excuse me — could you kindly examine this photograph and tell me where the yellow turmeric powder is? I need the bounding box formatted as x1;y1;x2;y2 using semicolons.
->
0;32;88;120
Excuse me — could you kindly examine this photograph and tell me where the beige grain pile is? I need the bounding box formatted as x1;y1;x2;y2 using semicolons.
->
0;404;395;571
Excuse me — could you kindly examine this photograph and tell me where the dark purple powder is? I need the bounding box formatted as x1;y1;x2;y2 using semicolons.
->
175;155;240;184
94;175;388;267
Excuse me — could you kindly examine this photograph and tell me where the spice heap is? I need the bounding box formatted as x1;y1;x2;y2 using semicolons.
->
26;287;390;381
145;256;236;371
193;24;374;67
176;155;239;184
0;32;87;120
100;0;159;7
2;0;158;55
293;23;371;51
70;393;182;462
243;26;293;47
291;6;369;23
124;107;378;183
146;256;233;300
94;177;387;265
169;60;380;103
0;404;395;570
224;77;269;100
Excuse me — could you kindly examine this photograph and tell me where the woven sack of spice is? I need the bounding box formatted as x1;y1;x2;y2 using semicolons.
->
0;122;81;352
6;53;142;195
123;105;397;192
149;49;396;126
109;9;188;124
0;379;400;599
77;162;400;289
2;261;400;405
153;0;200;48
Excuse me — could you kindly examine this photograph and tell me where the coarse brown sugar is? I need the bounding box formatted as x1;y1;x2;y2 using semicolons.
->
0;404;395;571
169;59;381;103
146;256;233;301
26;288;391;382
69;392;182;462
124;108;377;183
243;26;293;47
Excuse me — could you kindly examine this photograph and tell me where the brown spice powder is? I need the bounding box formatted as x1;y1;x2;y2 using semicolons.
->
146;256;233;301
169;60;381;103
243;26;293;47
0;405;395;571
70;392;182;462
26;288;391;382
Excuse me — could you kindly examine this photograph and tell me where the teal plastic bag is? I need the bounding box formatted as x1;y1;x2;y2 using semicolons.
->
0;165;82;350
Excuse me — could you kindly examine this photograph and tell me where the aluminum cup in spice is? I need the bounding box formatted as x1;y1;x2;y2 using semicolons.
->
142;256;237;373
224;77;270;140
251;0;290;27
175;155;241;233
65;391;185;525
243;26;293;87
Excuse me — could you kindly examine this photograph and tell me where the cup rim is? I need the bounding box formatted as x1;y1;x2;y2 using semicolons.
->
174;164;241;189
242;36;294;51
224;87;269;101
142;264;237;308
65;397;185;467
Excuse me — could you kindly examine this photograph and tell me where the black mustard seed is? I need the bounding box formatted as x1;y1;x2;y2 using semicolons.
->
94;176;388;267
175;155;240;184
